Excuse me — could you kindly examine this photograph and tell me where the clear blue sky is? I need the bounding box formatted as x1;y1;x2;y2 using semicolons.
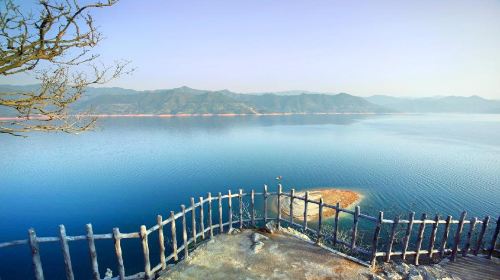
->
3;0;500;98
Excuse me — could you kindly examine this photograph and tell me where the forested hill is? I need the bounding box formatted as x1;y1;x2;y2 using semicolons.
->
67;86;389;114
0;86;384;114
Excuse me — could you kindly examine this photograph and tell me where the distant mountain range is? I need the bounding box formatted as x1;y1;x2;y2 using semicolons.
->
1;85;499;115
366;95;500;114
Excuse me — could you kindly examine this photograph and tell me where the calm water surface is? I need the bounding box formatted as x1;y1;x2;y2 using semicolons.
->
1;114;499;278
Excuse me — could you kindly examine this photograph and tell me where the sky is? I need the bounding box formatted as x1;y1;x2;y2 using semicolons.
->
2;0;500;98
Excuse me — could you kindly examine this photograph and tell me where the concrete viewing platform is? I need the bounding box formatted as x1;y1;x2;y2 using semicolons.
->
159;229;372;280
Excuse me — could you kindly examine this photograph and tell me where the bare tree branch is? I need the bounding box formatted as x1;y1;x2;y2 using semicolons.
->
0;0;131;136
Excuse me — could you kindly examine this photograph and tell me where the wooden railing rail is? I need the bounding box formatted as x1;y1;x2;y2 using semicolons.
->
0;185;498;280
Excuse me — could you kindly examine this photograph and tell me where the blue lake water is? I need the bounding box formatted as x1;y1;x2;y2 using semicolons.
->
1;114;499;279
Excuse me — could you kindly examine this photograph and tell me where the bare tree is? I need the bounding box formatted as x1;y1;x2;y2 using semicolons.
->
0;0;131;136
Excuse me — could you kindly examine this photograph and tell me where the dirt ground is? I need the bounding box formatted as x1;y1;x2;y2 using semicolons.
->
159;229;371;280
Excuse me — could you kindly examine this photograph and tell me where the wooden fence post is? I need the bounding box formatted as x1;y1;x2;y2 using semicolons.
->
112;228;125;280
7;199;500;280
59;225;75;280
415;213;427;265
290;189;295;225
386;216;400;262
351;206;360;249
157;215;166;270
440;215;452;258
140;225;151;280
239;189;243;229
402;212;415;261
428;214;440;259
370;211;383;268
462;217;477;257
170;211;178;261
28;228;44;280
487;215;500;259
14;194;500;279
181;205;188;258
228;190;233;232
218;193;223;233
474;216;490;255
317;198;323;244
86;224;100;280
264;185;268;224
207;193;213;239
190;197;197;244
303;191;309;230
333;202;340;245
451;211;467;261
277;184;282;228
251;189;255;227
199;197;205;240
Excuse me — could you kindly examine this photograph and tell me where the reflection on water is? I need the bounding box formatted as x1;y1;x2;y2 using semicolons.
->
96;114;378;133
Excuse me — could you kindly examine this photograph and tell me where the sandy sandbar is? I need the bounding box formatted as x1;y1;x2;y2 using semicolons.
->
279;188;362;221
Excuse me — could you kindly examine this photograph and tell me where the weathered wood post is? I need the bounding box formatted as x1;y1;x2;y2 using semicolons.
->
28;228;44;280
112;228;125;280
317;198;323;244
402;212;415;261
386;216;400;262
228;190;233;232
487;215;500;259
208;193;213;239
277;184;282;228
239;189;243;229
351;206;360;249
190;197;197;244
450;211;467;261
474;215;490;255
181;205;188;258
86;224;100;280
140;225;151;280
333;202;340;245
370;211;383;268
303;191;309;230
251;189;255;227
170;211;178;261
218;192;223;233
264;185;268;224
462;217;477;257
440;215;452;258
59;225;75;280
428;214;440;258
290;189;295;225
199;197;205;240
415;213;427;265
157;215;166;270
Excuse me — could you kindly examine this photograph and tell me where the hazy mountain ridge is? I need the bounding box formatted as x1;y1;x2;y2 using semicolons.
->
1;85;499;115
366;95;500;113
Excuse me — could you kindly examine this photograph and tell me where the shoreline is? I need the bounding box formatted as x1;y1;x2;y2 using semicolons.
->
0;112;414;121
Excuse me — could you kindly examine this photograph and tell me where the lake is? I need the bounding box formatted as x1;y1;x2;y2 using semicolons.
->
1;114;499;279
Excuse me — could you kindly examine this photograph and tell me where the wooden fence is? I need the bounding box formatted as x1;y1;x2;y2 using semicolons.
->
0;185;499;280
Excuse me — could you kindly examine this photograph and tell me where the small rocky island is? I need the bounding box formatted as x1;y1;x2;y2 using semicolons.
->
279;188;361;220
